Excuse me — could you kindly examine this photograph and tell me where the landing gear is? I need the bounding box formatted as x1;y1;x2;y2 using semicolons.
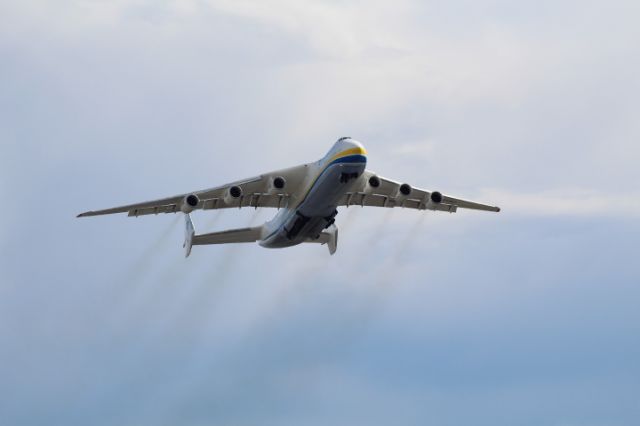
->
324;209;338;228
339;172;359;183
285;212;310;240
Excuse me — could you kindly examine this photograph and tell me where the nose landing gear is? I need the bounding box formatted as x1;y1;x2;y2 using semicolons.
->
339;172;359;183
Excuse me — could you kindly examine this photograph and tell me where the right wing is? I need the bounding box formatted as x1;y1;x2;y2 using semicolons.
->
77;164;308;218
338;170;500;213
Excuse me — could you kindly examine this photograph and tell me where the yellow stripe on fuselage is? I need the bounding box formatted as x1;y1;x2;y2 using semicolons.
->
328;146;367;164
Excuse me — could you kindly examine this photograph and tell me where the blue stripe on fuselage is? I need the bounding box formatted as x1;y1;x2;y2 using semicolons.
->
329;154;367;165
304;154;367;203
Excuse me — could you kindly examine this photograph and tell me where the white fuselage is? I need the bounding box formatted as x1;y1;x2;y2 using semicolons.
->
259;138;367;248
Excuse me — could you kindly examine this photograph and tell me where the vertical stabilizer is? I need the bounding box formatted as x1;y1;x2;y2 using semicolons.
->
184;213;195;257
326;224;338;255
307;224;338;255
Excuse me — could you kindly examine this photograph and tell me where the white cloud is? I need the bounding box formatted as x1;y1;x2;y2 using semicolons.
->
2;2;640;424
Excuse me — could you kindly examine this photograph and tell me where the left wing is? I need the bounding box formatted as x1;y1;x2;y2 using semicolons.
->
338;170;500;213
77;164;308;218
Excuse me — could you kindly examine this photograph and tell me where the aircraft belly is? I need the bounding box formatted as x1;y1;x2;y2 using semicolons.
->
298;163;364;217
259;217;327;248
260;162;364;249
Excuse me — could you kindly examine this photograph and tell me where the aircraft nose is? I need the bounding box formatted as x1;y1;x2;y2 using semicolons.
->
336;137;366;154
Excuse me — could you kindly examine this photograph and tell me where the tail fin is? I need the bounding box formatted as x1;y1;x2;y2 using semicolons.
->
325;224;338;255
184;213;195;257
308;224;338;255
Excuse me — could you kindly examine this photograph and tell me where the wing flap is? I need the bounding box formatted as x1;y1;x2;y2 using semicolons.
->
127;204;179;217
340;192;426;209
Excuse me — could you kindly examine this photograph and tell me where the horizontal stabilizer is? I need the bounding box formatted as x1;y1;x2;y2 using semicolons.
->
192;226;263;246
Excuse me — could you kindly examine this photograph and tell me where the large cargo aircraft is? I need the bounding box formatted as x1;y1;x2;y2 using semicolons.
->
78;137;500;256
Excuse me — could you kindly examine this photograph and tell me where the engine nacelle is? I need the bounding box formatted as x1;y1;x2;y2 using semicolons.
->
224;185;243;205
424;191;444;209
268;176;286;193
180;194;199;213
430;191;443;203
395;183;412;199
368;175;381;189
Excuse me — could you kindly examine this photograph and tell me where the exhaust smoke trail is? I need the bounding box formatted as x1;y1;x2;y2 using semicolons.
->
107;215;180;328
203;210;222;231
115;230;249;422
339;205;361;229
131;227;257;416
169;244;239;331
248;207;263;226
348;208;396;274
164;208;263;336
153;206;277;408
253;208;398;343
148;210;425;414
124;215;180;283
315;212;430;355
268;248;331;312
373;211;428;290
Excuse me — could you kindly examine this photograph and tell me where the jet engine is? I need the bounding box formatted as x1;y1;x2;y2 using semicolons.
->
368;175;381;189
269;176;286;193
180;194;199;213
395;183;412;199
224;185;243;205
424;191;444;209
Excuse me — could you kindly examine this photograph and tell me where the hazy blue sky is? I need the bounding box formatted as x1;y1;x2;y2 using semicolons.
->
1;1;639;425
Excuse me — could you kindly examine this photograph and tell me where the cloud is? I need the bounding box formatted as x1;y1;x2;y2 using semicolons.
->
2;1;640;425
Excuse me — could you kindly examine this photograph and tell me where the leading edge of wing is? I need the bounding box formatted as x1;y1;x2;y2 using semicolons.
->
76;194;184;217
441;195;501;212
76;176;262;218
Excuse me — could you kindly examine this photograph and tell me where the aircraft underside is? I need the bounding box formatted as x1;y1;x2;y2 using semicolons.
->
260;160;365;251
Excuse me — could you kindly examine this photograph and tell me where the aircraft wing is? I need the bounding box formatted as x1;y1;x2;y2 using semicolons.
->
77;165;307;218
338;170;500;213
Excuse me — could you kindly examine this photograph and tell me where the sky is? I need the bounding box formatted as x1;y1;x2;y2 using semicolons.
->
1;0;639;425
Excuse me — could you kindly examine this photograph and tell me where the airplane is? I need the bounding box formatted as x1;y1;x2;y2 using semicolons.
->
78;137;500;256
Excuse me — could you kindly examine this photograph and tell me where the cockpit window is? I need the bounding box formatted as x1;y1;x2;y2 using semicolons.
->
337;136;351;142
